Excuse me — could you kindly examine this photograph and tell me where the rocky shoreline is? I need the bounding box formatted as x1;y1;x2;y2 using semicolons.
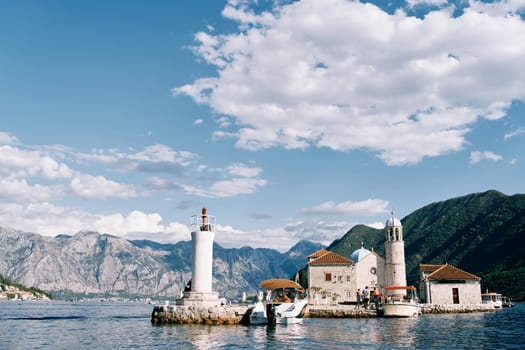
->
151;303;495;324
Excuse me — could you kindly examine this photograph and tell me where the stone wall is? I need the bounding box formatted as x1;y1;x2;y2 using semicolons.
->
306;305;378;318
151;304;251;325
151;303;496;325
421;303;494;314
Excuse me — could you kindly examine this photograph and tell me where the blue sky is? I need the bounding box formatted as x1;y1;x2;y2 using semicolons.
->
1;0;524;252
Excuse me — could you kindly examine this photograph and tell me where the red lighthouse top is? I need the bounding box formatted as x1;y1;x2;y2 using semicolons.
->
191;207;215;232
201;207;208;231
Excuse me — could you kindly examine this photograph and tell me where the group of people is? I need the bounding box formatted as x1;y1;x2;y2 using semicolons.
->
355;286;381;309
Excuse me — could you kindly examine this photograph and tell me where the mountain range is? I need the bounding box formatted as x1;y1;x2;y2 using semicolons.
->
0;190;523;300
0;225;322;300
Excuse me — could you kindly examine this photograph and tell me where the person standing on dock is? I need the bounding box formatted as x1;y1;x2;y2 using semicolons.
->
362;286;370;309
373;287;380;309
355;289;361;309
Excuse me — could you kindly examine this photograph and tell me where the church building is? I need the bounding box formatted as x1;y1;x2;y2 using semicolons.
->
307;212;403;304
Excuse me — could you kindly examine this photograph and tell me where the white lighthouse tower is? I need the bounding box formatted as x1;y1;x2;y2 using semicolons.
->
177;207;220;307
384;211;407;296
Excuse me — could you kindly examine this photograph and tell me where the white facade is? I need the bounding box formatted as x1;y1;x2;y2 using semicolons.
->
384;212;407;294
191;228;214;293
354;252;386;294
177;208;220;307
307;249;385;304
419;264;482;305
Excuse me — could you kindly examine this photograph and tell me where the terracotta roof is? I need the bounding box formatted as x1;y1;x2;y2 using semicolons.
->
425;264;480;280
308;251;353;266
308;249;329;259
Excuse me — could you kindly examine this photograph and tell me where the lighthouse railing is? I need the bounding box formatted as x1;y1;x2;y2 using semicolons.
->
191;214;216;232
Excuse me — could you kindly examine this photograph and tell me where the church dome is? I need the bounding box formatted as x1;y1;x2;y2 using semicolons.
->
349;245;372;263
385;211;402;227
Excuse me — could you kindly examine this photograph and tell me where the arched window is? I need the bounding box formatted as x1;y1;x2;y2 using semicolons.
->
395;228;400;240
389;228;394;241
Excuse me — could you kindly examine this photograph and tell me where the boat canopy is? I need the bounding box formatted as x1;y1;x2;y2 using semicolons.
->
384;285;417;291
260;279;304;291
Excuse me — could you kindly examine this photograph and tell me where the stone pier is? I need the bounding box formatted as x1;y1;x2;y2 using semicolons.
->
420;303;495;314
151;304;252;325
305;304;378;318
151;303;496;324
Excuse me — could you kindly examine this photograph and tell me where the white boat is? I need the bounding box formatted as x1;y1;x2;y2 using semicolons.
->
382;285;421;318
481;291;503;308
250;279;308;325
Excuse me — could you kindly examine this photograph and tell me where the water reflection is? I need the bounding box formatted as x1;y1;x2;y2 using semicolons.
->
380;317;419;348
2;302;523;349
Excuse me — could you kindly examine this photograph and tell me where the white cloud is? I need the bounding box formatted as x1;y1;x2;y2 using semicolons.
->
93;211;165;234
227;163;262;177
215;219;352;252
76;144;197;169
504;127;525;140
300;199;390;216
469;150;503;164
406;0;449;8
367;221;385;229
0;131;18;145
174;0;525;165
70;174;137;199
0;145;73;180
0;179;63;203
176;177;267;198
0;201;191;241
211;177;267;197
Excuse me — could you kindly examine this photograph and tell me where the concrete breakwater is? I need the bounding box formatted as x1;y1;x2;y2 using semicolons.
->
151;304;251;325
306;305;378;318
151;303;495;324
421;304;495;314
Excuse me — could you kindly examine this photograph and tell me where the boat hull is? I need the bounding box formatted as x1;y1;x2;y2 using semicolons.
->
249;300;307;325
382;303;421;317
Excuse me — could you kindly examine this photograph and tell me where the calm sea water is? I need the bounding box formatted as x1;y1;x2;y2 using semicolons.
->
1;301;524;349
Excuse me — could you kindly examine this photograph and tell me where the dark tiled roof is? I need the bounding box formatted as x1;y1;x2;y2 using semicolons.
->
308;251;353;266
425;264;480;280
308;249;329;259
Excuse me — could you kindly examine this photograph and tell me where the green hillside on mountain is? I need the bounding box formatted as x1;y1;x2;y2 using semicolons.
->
328;190;525;300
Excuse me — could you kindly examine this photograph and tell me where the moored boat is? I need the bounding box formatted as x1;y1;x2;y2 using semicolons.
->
250;279;308;325
382;285;421;317
481;291;503;308
502;296;514;308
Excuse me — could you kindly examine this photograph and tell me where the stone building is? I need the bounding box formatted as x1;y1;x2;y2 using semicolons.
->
419;263;482;305
307;246;386;304
307;212;406;304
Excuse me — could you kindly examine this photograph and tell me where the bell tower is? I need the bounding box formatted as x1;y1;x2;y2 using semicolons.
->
384;211;407;294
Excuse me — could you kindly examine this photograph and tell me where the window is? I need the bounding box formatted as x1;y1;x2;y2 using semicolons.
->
452;288;459;304
325;273;332;281
346;275;351;282
338;275;343;283
346;290;353;298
